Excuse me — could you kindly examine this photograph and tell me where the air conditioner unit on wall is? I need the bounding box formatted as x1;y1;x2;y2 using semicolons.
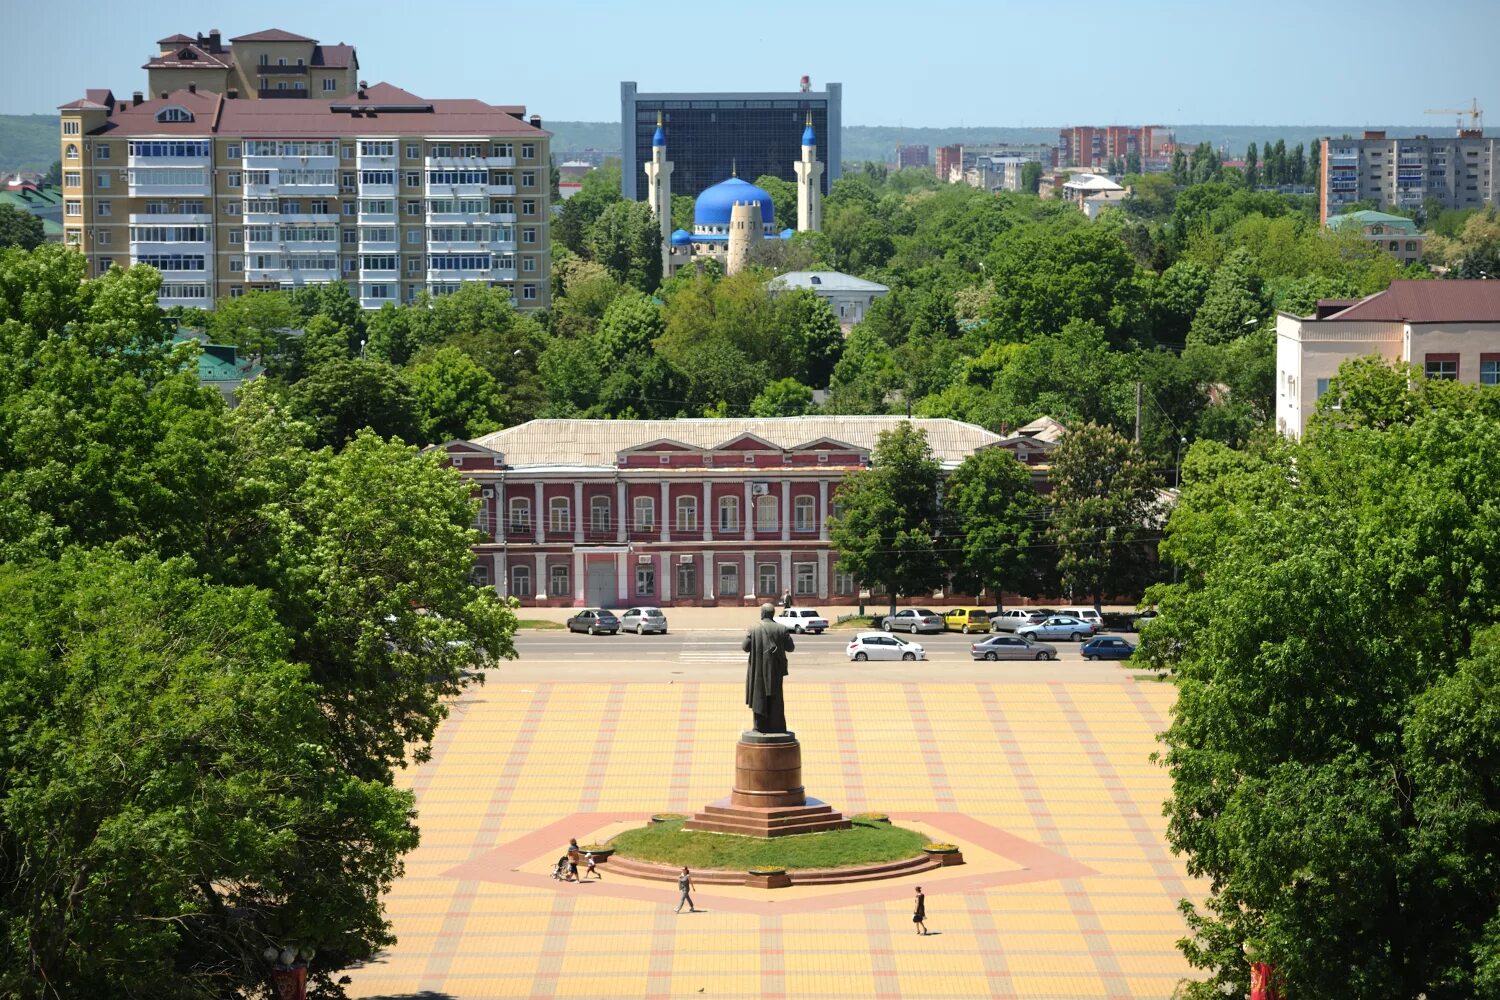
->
638;555;652;565
679;555;694;564
481;487;495;498
750;482;769;496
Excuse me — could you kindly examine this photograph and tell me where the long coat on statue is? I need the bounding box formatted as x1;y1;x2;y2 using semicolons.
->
743;615;795;729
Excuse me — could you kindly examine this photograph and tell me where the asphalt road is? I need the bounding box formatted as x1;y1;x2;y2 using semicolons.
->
500;628;1143;684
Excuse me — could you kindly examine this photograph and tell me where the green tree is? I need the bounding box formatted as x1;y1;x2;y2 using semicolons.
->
588;198;663;292
828;422;946;615
553;158;622;254
1187;246;1269;345
772;287;844;387
753;173;798;233
1021;160;1043;195
1244;142;1259;190
0;204;44;251
943;448;1041;608
1044;423;1159;609
595;288;665;364
750;377;815;417
0;550;418;998
210;288;300;366
404;346;507;443
1143;369;1500;1000
285;358;419;449
982;222;1145;345
42;159;61;186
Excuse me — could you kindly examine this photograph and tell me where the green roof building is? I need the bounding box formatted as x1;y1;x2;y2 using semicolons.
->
0;184;65;243
1326;210;1424;265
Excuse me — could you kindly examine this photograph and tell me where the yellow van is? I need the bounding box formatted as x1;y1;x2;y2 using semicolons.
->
942;607;992;634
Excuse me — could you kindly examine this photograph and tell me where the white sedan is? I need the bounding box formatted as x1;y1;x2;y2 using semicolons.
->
847;632;926;662
775;607;828;634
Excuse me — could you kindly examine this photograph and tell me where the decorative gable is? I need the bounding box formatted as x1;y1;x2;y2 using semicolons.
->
428;439;505;470
712;432;782;452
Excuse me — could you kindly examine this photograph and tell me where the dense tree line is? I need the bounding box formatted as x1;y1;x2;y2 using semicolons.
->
0;246;515;996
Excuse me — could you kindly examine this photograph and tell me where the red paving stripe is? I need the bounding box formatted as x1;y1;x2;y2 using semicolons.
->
577;683;627;812
415;682;554;995
1049;682;1192;905
1122;679;1172;733
760;913;785;1000
405;689;476;808
864;903;902;1000
527;893;578;1000
976;683;1132;1000
965;890;1018;999
903;682;956;810
829;682;869;812
643;907;677;1000
665;682;699;812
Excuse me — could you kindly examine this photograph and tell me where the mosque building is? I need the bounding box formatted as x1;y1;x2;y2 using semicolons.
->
644;113;824;277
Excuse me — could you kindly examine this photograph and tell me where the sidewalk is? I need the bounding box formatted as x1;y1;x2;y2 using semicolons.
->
512;603;1144;631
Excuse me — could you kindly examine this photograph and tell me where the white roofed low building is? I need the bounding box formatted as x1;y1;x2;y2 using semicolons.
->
768;271;890;329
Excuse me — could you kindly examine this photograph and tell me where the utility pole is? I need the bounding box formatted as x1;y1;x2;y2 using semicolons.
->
1133;383;1142;443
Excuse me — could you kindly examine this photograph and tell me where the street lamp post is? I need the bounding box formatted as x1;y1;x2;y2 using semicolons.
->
1175;436;1188;488
264;944;314;1000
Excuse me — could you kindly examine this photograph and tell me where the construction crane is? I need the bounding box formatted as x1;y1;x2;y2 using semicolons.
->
1424;98;1484;132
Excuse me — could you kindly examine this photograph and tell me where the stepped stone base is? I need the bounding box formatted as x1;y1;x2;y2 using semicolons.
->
603;852;945;887
681;732;851;838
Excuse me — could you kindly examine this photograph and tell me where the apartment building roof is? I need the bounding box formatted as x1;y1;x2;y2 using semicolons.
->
64;85;544;138
768;271;890;294
1326;210;1420;234
230;28;316;42
471;417;1005;470
145;43;234;70
1320;280;1500;323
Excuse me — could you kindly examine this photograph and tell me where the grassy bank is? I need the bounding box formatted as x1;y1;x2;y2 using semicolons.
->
606;817;928;870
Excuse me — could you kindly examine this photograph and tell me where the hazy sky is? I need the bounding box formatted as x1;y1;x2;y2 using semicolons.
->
4;0;1497;126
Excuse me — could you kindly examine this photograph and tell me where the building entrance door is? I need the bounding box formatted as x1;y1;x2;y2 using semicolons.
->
586;558;615;607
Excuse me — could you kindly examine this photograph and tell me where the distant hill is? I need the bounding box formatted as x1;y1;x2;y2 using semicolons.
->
547;121;1436;165
0;115;61;172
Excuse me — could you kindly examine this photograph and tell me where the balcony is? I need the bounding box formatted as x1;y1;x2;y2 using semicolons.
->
358;181;398;198
426;239;492;253
360;294;398;310
357;210;396;226
128;176;211;198
426;267;495;282
425;155;515;169
158;291;213;309
243;153;337;171
255;89;310;99
356;152;397;171
492;266;518;282
426;180;489;198
130;236;210;256
277;212;340;224
492;211;518;223
246;264;340;284
426;209;488;225
127;151;210;170
129;212;210;225
256;64;309;76
489;184;518;196
358;236;398;253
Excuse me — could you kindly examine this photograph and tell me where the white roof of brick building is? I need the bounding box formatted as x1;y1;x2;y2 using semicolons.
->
471;417;1005;470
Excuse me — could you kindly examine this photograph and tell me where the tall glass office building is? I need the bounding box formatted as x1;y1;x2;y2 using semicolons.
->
620;82;841;201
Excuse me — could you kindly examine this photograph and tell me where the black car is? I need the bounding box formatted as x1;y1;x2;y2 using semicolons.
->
1081;635;1136;660
566;609;620;635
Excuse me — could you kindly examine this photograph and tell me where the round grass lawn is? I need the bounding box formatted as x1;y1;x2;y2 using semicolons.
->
606;817;929;871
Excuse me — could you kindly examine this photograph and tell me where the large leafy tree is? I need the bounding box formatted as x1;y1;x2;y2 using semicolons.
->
1044;423;1160;609
943;447;1040;608
588;199;663;292
829;422;946;615
404;346;507;443
0;204;44;251
1143;361;1500;999
981;222;1145;345
285;357;419;449
0;550;416;998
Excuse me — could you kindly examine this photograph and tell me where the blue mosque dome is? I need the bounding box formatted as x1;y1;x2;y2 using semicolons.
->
802;122;816;146
652;124;665;147
694;177;776;227
670;228;692;247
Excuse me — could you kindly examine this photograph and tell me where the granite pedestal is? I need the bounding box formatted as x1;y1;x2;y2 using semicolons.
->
682;731;851;838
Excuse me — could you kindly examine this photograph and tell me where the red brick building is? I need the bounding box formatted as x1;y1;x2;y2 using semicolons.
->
1058;125;1169;170
437;416;1064;608
935;144;962;182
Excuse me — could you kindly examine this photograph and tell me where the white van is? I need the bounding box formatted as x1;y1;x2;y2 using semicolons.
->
1058;607;1104;628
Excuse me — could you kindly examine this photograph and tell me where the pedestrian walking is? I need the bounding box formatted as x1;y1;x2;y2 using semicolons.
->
584;852;600;880
913;886;928;935
782;590;792;610
568;854;580;881
675;866;696;913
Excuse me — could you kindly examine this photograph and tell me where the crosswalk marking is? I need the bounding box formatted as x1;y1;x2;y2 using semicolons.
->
679;641;743;662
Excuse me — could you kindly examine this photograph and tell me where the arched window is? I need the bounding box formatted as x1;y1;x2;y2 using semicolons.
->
756;495;778;531
633;496;654;531
508;496;531;532
718;496;739;532
65;143;79;160
676;495;697;532
590;495;610;533
470;564;490;587
155;106;194;123
548;496;570;532
794;495;816;531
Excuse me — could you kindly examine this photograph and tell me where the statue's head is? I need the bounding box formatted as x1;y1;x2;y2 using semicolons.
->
760;603;775;620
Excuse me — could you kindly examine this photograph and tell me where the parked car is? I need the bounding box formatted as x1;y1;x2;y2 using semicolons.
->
942;607;992;634
1134;609;1160;629
990;609;1047;632
1081;635;1137;660
566;608;620;635
775;607;828;634
847;632;927;661
881;608;945;634
1057;607;1105;629
620;607;668;634
1017;615;1096;642
970;633;1058;661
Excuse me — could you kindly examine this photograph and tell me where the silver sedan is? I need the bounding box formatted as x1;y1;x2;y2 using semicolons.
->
969;633;1058;661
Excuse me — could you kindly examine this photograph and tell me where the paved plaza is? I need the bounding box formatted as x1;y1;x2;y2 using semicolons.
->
347;635;1202;999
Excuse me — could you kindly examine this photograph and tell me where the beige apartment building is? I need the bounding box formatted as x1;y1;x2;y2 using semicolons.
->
1275;280;1500;438
59;30;550;311
145;29;359;102
1320;129;1498;223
